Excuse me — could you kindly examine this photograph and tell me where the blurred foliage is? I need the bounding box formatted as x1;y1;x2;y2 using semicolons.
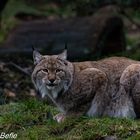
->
29;0;140;16
0;0;75;43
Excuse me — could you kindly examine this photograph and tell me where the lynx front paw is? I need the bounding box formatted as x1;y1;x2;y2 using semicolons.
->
53;113;66;123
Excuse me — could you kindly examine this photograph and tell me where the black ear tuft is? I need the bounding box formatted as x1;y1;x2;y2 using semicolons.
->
32;45;35;51
65;43;67;50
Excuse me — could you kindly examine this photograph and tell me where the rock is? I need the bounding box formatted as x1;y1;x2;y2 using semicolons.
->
104;136;118;140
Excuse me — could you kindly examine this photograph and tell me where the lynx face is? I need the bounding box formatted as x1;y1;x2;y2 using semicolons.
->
32;50;74;98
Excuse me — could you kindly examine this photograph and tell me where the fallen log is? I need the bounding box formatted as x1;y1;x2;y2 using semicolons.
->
0;6;126;61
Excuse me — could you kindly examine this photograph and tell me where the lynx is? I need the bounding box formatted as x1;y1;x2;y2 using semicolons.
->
32;49;140;122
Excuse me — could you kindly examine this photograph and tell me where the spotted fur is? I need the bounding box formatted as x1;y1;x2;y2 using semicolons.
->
32;50;140;122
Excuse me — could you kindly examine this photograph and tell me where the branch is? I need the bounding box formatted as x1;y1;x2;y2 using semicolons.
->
119;8;140;29
7;62;30;76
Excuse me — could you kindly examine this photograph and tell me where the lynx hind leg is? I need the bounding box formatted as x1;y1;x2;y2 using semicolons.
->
120;64;140;118
83;68;108;117
106;64;140;118
104;86;136;118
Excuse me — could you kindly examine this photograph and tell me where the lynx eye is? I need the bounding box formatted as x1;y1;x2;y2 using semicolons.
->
56;69;62;73
42;69;49;73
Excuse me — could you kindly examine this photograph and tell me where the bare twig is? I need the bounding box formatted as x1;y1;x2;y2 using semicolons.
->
119;7;140;29
8;62;30;76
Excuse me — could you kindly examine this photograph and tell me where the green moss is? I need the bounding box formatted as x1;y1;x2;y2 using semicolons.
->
126;36;140;48
0;99;140;139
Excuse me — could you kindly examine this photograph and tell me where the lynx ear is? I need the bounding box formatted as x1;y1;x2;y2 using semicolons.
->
33;49;42;65
58;49;67;60
58;44;67;60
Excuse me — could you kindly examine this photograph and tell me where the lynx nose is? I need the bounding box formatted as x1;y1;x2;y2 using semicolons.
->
49;79;55;84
